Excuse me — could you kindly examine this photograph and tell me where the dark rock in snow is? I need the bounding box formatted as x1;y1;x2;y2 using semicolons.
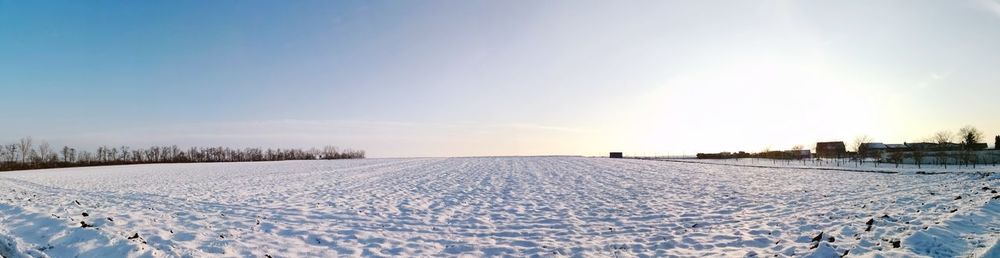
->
80;221;93;228
811;232;824;242
950;209;958;213
866;218;874;225
128;233;140;240
107;217;113;222
890;239;901;248
81;212;89;217
827;236;835;242
955;196;962;200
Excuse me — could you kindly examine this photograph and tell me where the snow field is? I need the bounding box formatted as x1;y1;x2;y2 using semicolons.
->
0;157;998;257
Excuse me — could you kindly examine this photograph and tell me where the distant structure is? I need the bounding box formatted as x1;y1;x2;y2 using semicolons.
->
905;142;963;151
967;143;989;150
903;142;934;151
861;141;987;157
995;135;999;150
696;151;750;159
885;144;909;152
815;141;846;158
859;142;888;156
757;149;811;160
696;152;725;159
609;152;623;158
697;150;812;160
789;149;812;159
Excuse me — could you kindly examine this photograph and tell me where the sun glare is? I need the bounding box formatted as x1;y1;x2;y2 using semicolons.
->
613;55;883;154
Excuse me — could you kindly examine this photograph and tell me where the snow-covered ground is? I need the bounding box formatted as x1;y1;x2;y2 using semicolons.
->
662;158;1000;174
1;157;998;257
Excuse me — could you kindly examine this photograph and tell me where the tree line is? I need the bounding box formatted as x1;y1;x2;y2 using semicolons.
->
0;137;365;171
850;125;998;169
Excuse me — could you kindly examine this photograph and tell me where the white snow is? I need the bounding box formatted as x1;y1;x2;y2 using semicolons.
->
666;158;1000;174
1;157;998;257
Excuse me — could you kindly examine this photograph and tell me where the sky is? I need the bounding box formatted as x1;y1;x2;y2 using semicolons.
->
2;0;1000;157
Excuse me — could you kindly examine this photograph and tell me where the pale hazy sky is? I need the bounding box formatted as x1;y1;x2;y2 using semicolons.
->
2;1;999;157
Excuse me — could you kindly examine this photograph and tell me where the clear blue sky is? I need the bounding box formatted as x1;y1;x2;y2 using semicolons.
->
2;1;1000;157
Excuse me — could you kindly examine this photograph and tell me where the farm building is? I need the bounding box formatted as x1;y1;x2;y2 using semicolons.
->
815;141;846;158
859;142;888;156
900;142;980;151
885;144;909;152
789;149;812;159
609;152;623;158
903;142;937;151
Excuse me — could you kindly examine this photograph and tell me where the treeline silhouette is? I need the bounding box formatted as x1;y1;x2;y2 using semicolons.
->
0;137;365;172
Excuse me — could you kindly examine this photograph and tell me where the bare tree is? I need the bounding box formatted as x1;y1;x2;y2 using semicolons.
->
119;146;130;161
79;150;93;163
852;135;872;153
0;146;7;164
911;148;925;169
5;144;18;163
37;141;52;163
28;149;39;163
957;126;983;168
109;147;119;162
61;146;76;163
852;135;872;166
132;150;144;162
1;137;364;171
958;125;983;148
871;150;881;167
97;146;107;162
17;137;33;163
890;151;904;168
932;131;953;144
